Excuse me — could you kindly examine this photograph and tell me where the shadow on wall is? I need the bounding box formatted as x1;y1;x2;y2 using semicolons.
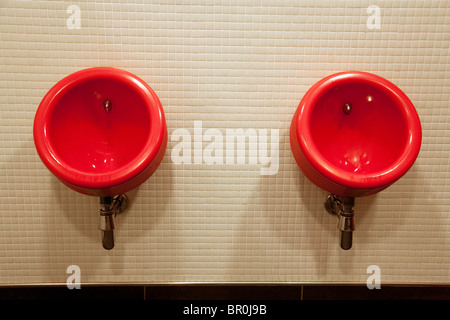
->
227;127;432;281
47;148;173;276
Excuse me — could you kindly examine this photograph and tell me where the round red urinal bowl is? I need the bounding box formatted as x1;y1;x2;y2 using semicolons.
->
33;67;167;197
290;71;422;197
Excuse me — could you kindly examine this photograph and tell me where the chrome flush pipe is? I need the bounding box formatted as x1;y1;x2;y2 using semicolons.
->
99;195;128;250
325;194;355;250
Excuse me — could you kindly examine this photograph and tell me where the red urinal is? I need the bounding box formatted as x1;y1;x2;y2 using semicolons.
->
34;67;167;249
290;71;421;249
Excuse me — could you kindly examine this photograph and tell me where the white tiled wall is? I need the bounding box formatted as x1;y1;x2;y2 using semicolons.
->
0;0;449;285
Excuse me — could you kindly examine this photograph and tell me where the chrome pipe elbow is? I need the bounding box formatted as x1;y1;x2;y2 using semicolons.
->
325;194;355;250
98;195;128;250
